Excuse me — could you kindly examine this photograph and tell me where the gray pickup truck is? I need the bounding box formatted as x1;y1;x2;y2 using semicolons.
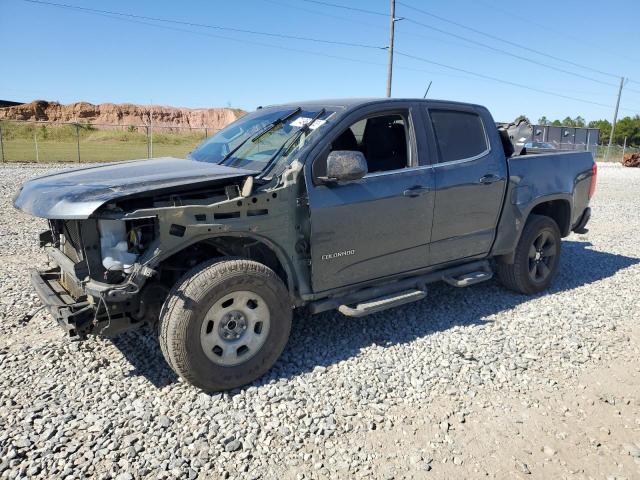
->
14;98;596;391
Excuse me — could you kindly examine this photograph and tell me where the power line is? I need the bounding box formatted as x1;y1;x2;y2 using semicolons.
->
14;0;508;85
261;0;383;29
19;0;640;114
397;1;623;81
24;0;470;82
22;0;384;50
395;50;640;113
474;0;640;64
79;12;389;67
299;0;387;17
267;0;489;55
403;17;618;89
296;0;640;95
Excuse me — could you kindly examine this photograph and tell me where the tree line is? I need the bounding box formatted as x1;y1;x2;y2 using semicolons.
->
514;114;640;146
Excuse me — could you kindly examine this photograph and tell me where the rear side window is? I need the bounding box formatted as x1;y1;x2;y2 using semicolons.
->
429;110;488;163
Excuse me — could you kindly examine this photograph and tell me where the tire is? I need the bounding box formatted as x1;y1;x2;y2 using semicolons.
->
496;214;561;295
158;259;292;391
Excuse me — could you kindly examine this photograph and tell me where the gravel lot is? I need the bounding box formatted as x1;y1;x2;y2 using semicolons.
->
0;162;639;479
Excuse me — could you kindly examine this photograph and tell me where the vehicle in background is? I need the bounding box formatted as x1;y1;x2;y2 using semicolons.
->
524;141;557;154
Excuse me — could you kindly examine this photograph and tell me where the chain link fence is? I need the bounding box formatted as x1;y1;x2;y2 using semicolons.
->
0;119;636;164
591;144;640;162
550;142;640;162
0;120;218;163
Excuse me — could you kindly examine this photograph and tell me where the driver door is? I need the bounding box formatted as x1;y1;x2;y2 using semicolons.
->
305;104;435;293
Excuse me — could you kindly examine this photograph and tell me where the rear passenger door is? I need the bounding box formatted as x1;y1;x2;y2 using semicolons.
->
423;105;507;265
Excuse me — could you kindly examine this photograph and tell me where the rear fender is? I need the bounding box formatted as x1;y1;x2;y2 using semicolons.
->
493;193;573;264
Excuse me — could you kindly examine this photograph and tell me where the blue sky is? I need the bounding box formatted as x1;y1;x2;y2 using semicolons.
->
1;0;639;123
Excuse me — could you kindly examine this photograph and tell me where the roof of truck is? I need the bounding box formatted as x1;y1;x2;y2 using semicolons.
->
262;97;483;111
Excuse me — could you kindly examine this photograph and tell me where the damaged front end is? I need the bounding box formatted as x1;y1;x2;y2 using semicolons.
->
15;103;327;339
22;160;308;339
33;218;159;338
14;157;259;338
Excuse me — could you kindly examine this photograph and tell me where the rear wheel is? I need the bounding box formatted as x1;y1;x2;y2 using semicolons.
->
159;259;292;391
497;214;561;294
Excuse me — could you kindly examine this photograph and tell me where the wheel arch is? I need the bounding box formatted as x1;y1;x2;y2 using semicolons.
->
153;233;298;297
495;193;572;264
528;198;572;237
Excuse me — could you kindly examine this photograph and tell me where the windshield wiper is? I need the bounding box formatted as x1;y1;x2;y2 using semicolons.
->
222;107;302;164
259;108;326;179
251;107;302;144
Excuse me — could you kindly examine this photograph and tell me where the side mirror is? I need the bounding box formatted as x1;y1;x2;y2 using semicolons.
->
322;150;368;183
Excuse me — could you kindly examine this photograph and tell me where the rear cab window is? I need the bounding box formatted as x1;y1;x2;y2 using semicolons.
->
428;109;489;163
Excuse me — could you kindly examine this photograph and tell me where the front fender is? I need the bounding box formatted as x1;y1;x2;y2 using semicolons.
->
144;230;300;295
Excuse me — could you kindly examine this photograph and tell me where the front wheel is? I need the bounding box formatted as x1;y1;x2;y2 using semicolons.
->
497;214;561;295
159;259;292;391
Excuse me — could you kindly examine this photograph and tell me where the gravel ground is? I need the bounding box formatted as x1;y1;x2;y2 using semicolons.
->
0;162;639;479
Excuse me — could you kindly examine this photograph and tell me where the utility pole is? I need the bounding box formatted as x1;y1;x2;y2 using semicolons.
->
605;76;626;161
386;0;396;97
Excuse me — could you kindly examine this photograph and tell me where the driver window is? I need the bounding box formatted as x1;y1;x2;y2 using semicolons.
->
314;113;410;180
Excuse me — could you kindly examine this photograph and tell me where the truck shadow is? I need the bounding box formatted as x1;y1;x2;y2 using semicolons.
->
110;240;638;390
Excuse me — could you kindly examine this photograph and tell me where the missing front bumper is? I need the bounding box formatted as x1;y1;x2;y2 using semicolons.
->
30;268;144;338
30;267;93;337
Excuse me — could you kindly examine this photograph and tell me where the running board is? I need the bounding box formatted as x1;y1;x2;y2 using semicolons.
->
307;259;492;315
443;268;493;287
338;289;427;317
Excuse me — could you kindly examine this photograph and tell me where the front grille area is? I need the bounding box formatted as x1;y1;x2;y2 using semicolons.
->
61;221;83;263
59;221;86;299
60;271;84;299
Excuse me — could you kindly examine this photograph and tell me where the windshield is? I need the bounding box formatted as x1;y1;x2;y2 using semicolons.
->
188;106;333;175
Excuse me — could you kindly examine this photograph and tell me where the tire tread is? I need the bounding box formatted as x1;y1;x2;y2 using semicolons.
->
158;258;291;391
496;214;561;295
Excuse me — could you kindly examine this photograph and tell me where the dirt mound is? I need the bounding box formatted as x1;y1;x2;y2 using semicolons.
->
622;152;640;167
0;100;244;130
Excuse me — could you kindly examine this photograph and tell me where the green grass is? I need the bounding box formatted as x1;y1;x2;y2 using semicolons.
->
2;120;636;164
0;121;208;162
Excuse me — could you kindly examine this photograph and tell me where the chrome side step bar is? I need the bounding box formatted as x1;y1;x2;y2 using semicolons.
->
443;265;493;287
308;259;493;316
338;289;427;317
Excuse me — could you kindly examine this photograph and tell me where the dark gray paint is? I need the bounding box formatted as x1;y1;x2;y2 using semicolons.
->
16;98;595;315
421;104;508;265
490;150;594;260
14;157;253;219
305;102;435;292
300;99;593;296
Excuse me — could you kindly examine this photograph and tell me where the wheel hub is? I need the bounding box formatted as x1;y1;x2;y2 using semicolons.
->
219;311;248;340
200;290;271;367
528;230;557;283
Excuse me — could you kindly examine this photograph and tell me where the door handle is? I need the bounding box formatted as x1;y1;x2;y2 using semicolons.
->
403;186;430;197
479;174;502;185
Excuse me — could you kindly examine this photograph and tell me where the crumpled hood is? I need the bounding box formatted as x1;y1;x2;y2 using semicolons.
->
14;157;254;219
